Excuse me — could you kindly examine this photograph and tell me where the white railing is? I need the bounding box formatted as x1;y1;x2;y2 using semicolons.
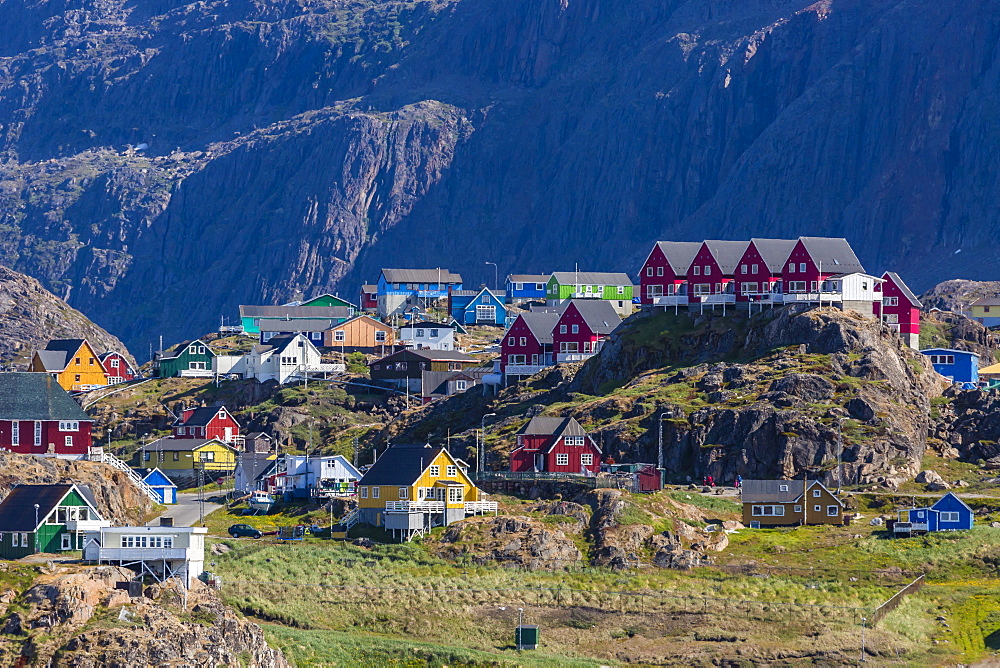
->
385;500;445;512
556;352;597;363
697;294;736;304
652;295;688;306
505;364;549;376
782;292;843;302
342;508;361;529
89;547;190;561
66;519;111;532
894;522;928;533
464;501;498;514
89;449;161;503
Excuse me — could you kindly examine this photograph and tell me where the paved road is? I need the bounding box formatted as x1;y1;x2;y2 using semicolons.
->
148;492;223;528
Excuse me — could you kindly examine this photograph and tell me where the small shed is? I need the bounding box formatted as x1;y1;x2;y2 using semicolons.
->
920;348;979;385
637;465;663;493
138;468;178;505
900;492;974;532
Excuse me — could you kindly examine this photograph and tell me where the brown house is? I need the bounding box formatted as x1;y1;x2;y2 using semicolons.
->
369;349;478;393
741;480;845;527
323;315;395;352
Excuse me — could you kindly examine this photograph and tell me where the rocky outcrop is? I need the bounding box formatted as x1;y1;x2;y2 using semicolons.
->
0;265;131;367
0;452;152;526
0;0;998;350
920;280;1000;313
436;516;583;569
0;565;288;667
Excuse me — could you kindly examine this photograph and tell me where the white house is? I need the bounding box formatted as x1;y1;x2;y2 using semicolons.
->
241;333;344;384
83;526;207;587
399;321;456;351
273;454;362;499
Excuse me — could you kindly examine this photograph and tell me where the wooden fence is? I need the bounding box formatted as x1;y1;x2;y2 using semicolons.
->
870;574;925;627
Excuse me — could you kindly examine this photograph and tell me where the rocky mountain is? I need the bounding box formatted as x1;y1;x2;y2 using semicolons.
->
1;0;999;352
0;265;131;367
921;280;1000;313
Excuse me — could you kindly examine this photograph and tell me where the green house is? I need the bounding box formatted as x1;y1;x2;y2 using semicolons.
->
300;293;358;310
154;339;217;378
0;484;107;558
546;272;634;302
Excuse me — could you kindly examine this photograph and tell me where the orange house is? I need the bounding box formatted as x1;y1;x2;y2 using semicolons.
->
29;339;109;391
323;315;395;352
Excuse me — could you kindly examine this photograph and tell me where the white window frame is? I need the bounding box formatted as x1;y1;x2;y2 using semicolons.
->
375;331;387;342
446;465;456;477
61;533;72;550
778;484;788;492
656;267;664;277
813;490;821;497
751;264;759;274
581;453;593;466
34;421;42;446
448;487;463;503
519;337;527;346
334;330;345;342
59;421;79;432
371;487;379;499
646;267;653;277
813;505;821;512
799;263;807;272
399;487;408;499
885;296;898;306
827;505;839;517
556;453;569;466
559;325;567;334
571;324;579;334
64;436;72;448
360;487;368;498
429;465;440;477
940;511;960;522
11;421;18;446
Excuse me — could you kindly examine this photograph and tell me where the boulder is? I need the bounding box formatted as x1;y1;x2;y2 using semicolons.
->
845;397;876;422
928;481;951;491
954;479;970;487
768;374;835;403
915;470;946;485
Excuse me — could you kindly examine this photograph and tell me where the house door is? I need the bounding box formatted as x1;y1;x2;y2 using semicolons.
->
224;427;233;442
534;454;544;471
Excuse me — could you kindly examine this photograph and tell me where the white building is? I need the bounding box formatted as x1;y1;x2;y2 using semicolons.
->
274;454;362;498
241;333;344;384
83;526;207;587
399;321;456;351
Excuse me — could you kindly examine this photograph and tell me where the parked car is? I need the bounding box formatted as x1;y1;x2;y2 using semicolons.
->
228;523;263;538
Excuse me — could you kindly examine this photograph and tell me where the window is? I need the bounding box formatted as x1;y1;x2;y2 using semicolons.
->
646;267;653;277
360;487;368;498
448;487;463;503
399;487;408;499
64;436;72;447
519;337;527;346
884;314;899;324
75;357;81;365
693;284;712;295
455;380;467;391
173;452;179;461
751;505;785;516
556;453;569;466
810;281;818;292
430;329;439;337
560;342;579;353
371;487;379;499
508;337;515;346
416;329;425;337
647;285;663;298
571;324;579;334
536;283;544;290
740;264;747;274
110;358;119;368
189;362;206;370
74;374;81;382
704;265;712;275
334;330;345;342
89;357;95;365
581;453;593;466
59;422;79;431
656;267;664;277
940;511;960;522
793;505;802;512
740;282;759;295
34;421;41;446
375;331;387;342
144;451;151;461
447;465;457;477
693;266;700;276
884;296;898;306
751;264;759;273
788;263;795;272
813;505;821;512
929;355;955;365
11;421;18;446
812;490;821;497
799;263;807;272
778;484;788;492
509;354;526;364
429;465;440;477
827;505;839;516
617;286;625;295
559;325;567;334
788;281;807;293
19;532;27;547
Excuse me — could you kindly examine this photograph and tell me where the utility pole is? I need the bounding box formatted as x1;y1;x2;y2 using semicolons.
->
837;417;848;493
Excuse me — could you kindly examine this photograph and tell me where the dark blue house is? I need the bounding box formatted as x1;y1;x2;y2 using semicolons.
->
136;467;178;505
448;287;508;326
920;348;979;386
900;492;974;532
505;274;550;303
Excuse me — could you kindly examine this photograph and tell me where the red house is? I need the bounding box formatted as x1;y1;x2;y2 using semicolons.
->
782;237;864;298
0;373;93;456
552;300;621;363
172;406;241;444
686;241;749;303
732;239;797;302
639;241;701;305
99;352;138;384
874;272;921;349
510;416;601;474
502;311;561;378
360;285;378;312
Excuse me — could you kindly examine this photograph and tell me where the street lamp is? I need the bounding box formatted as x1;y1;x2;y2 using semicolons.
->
485;262;498;291
657;412;670;472
479;413;497;474
33;504;39;553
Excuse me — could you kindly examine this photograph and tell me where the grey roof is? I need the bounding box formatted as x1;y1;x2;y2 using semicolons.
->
654;242;703;275
360;443;448;486
0;373;92;421
237;453;277;483
702;240;751;273
173;405;238;428
551;271;632;286
422;370;475;396
798;237;865;273
519;312;562;344
971;296;1000;308
518;416;588;437
371;349;476;365
740;479;806;504
253;335;315;355
0;484;101;532
749;239;799;272
381;269;463;283
508;274;551;283
450;288;507;298
361;285;377;292
33;350;68;372
245;432;272;440
240;305;352;320
567;300;622;335
259;318;345;332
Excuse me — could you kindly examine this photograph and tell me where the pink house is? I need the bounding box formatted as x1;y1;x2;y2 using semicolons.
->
874;272;921;349
732;239;797;302
782;237;864;297
501;311;561;378
552;300;621;363
686;241;750;304
638;241;702;305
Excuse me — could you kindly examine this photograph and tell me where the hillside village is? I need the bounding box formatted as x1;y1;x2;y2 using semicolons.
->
6;237;1000;663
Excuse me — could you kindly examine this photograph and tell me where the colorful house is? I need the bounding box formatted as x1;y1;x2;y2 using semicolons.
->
239;305;353;338
323;315;395;351
29;339;108;391
154;339;217;378
732;239;798;303
399;321;457;351
552;300;622;363
505;274;550;303
875;272;922;349
920;348;979;386
781;237;864;297
172;405;241;445
273;454;362;499
969;297;1000;328
639;241;702;305
0;484;108;557
143;437;238;476
376;268;464;318
360;285;379;312
99;351;138;384
134;468;178;504
546;272;634;316
299;293;358;310
449;287;508;326
686;240;750;304
510;417;601;475
234;453;279;494
0;373;93;457
421;370;478;403
356;443;493;540
501;311;561;378
741;480;845;527
896;492;974;534
242;333;338;384
369;349;478;393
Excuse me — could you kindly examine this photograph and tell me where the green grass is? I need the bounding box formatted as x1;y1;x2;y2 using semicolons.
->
666;491;741;516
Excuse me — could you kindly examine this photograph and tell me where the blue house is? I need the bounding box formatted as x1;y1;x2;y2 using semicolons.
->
375;269;463;318
505;274;550;303
898;492;974;533
136;468;178;505
449;287;508;326
920;348;979;386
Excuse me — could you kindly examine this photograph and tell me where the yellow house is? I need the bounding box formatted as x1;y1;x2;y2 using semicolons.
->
29;339;109;391
143;437;238;473
356;444;496;540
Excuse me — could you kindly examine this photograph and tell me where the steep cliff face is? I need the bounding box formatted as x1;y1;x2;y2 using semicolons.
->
0;265;131;366
2;0;999;351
